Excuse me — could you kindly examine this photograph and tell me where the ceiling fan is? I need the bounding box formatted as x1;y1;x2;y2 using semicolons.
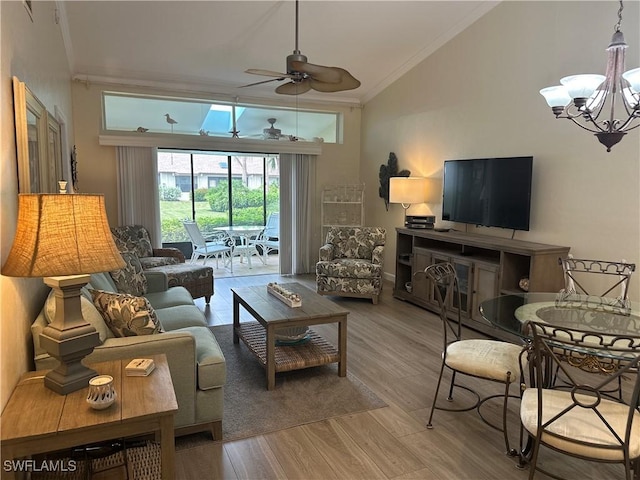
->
243;118;296;141
240;0;360;95
263;118;284;139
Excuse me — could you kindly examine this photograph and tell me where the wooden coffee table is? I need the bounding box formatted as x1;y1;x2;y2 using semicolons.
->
231;282;349;390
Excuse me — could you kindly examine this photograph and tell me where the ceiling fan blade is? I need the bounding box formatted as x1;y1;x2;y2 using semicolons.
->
289;61;341;84
245;68;293;78
309;68;361;92
275;80;312;95
239;77;285;88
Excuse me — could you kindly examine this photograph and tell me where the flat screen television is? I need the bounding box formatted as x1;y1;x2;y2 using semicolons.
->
442;156;533;231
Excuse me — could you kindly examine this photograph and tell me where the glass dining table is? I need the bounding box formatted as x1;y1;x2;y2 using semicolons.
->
479;292;640;341
480;292;640;467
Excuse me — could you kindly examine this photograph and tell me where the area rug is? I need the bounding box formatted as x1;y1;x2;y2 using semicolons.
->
210;324;386;442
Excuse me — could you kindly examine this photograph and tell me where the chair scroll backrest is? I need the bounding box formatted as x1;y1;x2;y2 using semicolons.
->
422;263;463;346
559;256;636;304
524;320;640;454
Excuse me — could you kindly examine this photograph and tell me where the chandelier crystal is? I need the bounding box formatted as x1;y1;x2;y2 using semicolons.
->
540;0;640;152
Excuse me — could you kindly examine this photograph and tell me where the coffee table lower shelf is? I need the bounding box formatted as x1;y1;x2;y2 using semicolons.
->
235;322;340;373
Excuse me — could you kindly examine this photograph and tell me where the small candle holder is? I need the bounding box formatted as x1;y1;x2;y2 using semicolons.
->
87;375;116;410
58;180;68;194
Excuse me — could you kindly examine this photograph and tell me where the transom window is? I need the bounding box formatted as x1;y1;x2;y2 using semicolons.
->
103;92;339;143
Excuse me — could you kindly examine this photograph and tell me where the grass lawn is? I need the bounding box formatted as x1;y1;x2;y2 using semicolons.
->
160;201;228;222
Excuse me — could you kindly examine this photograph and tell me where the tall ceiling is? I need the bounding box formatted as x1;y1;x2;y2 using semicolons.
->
61;1;499;105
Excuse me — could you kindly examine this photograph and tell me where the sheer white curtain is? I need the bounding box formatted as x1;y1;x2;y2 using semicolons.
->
115;146;162;248
279;153;316;274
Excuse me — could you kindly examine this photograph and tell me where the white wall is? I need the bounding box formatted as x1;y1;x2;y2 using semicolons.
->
361;1;640;300
1;1;74;409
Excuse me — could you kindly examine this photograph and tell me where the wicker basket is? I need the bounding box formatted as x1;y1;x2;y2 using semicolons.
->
32;441;161;480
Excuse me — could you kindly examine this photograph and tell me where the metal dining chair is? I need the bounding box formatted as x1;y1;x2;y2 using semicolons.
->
421;262;526;456
520;320;640;480
556;255;636;398
558;255;636;308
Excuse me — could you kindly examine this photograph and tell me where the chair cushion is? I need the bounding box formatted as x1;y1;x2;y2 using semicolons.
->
316;258;382;279
325;227;385;260
139;256;181;269
146;263;213;288
521;388;640;461
109;251;148;296
316;275;382;296
111;225;154;258
445;339;523;383
90;290;164;337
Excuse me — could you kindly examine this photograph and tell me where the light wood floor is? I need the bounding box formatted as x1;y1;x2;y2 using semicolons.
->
184;274;625;480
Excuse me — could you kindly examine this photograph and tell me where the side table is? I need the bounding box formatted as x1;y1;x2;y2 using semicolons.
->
1;354;177;479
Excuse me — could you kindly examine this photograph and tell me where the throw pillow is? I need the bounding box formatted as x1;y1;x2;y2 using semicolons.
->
89;289;164;337
44;289;113;343
109;251;148;296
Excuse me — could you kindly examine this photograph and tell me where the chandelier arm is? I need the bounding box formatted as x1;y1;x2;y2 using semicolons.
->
565;115;603;134
560;105;606;133
614;112;640;132
620;91;640;116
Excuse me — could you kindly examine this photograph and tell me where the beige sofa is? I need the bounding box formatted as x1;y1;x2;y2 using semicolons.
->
31;271;225;439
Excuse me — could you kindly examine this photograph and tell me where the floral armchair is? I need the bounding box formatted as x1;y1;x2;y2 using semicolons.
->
111;225;184;269
110;225;214;303
316;227;386;304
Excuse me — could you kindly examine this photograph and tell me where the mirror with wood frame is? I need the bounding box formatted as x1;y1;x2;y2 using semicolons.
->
13;76;63;193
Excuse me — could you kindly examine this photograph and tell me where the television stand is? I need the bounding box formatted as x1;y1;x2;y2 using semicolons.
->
393;228;570;341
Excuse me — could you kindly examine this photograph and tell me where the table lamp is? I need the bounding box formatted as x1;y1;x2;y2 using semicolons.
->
2;194;125;394
389;177;429;223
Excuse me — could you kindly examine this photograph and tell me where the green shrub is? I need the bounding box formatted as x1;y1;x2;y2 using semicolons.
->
159;185;181;201
233;207;265;225
161;218;189;242
193;188;209;202
206;182;229;212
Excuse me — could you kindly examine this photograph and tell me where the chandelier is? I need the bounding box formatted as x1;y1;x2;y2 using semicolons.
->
539;0;640;152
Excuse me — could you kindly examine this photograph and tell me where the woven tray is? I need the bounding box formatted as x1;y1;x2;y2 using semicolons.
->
236;322;339;372
267;284;302;307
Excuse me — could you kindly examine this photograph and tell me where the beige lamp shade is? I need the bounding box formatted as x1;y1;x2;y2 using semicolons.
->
2;194;125;277
389;177;429;205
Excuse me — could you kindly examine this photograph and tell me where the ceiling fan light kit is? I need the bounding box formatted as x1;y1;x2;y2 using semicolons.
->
242;0;360;95
539;0;640;152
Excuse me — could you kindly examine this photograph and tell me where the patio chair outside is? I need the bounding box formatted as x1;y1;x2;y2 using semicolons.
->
253;212;279;264
183;221;233;271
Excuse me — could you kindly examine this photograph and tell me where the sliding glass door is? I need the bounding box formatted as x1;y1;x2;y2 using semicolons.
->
157;149;279;243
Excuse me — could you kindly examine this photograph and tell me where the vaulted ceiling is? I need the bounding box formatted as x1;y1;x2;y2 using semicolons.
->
61;1;499;105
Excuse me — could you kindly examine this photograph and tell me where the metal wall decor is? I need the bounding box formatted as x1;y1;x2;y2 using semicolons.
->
378;152;410;211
